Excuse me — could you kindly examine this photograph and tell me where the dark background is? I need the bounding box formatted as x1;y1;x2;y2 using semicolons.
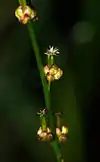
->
0;0;100;162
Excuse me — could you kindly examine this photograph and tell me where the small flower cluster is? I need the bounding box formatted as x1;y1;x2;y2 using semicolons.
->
15;5;38;24
44;64;63;82
44;46;63;82
37;125;68;143
37;109;53;142
37;109;68;143
56;126;68;143
37;127;53;142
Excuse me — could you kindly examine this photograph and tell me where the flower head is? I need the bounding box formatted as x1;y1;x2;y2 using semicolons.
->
49;65;58;75
15;5;38;24
56;126;68;143
62;126;68;134
37;127;53;142
54;68;63;80
44;64;63;82
44;46;59;56
37;127;47;141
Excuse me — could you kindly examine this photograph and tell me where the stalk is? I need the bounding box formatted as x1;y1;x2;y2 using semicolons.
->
17;1;63;161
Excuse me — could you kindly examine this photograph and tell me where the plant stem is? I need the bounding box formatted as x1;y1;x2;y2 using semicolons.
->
48;81;51;92
28;22;50;109
27;22;62;160
48;82;62;162
17;1;63;161
18;0;26;5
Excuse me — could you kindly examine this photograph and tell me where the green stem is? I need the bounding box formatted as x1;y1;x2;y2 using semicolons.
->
18;0;26;5
28;23;62;161
48;81;62;162
17;1;62;161
28;22;50;109
48;81;51;92
41;116;47;131
28;22;62;161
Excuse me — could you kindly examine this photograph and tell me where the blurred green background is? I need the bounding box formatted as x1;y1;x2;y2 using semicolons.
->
0;0;99;162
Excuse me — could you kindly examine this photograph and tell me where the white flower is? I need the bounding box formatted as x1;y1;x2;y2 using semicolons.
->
37;109;46;115
44;46;59;56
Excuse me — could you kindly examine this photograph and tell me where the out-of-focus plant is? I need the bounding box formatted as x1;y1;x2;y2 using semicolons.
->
15;0;68;161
